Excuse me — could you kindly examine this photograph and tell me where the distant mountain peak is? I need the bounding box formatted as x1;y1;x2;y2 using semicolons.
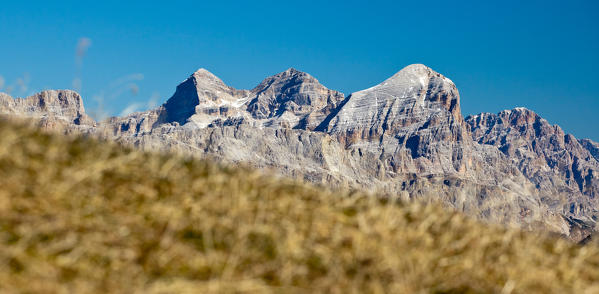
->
393;63;432;76
262;67;312;84
327;63;465;143
501;107;537;116
194;67;212;74
189;68;227;86
162;68;248;125
0;90;94;126
246;68;344;129
380;64;454;89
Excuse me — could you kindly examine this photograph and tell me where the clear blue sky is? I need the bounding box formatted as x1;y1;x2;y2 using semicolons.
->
1;0;598;139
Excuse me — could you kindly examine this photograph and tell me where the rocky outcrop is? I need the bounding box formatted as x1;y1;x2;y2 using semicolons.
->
466;108;599;201
0;90;95;129
247;68;346;130
466;108;599;240
161;69;251;127
327;64;470;176
1;65;597;242
581;139;599;162
101;108;163;137
328;64;464;140
156;68;345;131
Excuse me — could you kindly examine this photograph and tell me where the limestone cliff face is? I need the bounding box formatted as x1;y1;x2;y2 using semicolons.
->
1;65;597;242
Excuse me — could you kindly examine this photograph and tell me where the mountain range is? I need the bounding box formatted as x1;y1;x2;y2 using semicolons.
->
1;64;597;242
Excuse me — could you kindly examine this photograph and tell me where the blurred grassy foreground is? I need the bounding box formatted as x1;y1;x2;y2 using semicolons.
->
0;119;598;294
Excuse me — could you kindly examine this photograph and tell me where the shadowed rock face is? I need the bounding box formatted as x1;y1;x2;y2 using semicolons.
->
1;64;598;242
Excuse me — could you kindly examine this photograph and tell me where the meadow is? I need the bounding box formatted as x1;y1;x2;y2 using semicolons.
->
0;119;597;293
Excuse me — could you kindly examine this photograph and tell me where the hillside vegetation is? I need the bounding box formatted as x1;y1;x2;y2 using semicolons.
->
0;119;597;293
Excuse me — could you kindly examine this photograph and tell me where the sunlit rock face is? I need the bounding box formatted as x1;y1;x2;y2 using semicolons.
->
1;64;598;242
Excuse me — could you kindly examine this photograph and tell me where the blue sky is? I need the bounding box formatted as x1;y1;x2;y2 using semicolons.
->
1;0;598;139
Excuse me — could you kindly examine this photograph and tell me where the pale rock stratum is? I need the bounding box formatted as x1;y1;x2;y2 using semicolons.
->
1;64;597;242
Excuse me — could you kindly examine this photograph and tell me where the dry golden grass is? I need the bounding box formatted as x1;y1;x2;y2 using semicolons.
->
0;119;598;294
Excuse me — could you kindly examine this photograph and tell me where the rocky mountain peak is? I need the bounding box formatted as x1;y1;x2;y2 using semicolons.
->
191;68;226;86
37;90;86;114
282;67;303;75
251;67;313;91
500;107;540;125
467;108;599;201
467;108;558;145
0;90;94;126
162;69;249;126
194;67;214;74
327;64;466;144
384;63;433;83
246;68;345;130
392;64;461;117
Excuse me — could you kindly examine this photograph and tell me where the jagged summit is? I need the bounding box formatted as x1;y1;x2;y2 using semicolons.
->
164;64;464;133
162;69;250;125
190;68;226;85
162;66;347;129
378;64;455;89
512;106;531;111
466;107;546;134
385;64;433;81
250;67;314;92
194;67;213;74
0;90;94;126
327;64;464;142
282;67;302;75
246;68;345;129
467;107;599;201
